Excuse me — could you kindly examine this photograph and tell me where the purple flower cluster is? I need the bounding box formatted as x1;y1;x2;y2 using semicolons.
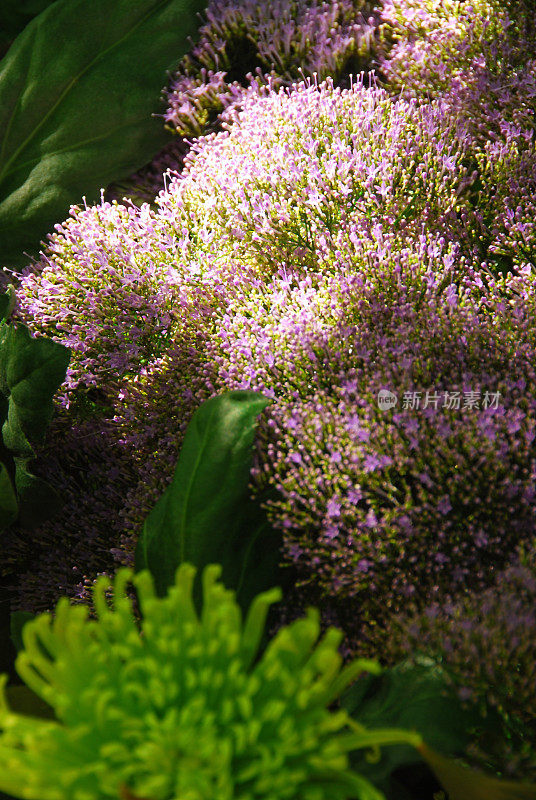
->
3;69;536;778
377;0;536;171
385;545;536;779
169;73;536;283
161;75;491;270
6;196;216;411
164;0;381;138
199;238;536;653
375;0;536;273
377;0;536;114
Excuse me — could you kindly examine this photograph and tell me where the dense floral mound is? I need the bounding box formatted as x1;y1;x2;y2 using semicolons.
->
164;0;380;138
7;75;536;615
199;252;536;646
106;0;382;206
4;6;536;775
377;0;536;137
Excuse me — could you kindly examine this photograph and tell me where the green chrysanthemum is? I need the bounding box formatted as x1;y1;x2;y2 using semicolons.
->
0;563;407;800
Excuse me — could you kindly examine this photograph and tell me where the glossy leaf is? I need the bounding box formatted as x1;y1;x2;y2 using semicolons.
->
135;391;291;613
418;744;536;800
341;655;494;797
0;0;207;268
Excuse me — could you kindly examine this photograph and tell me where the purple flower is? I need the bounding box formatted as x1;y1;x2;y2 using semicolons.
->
365;509;378;528
437;496;453;515
363;453;382;473
327;496;342;518
323;524;340;541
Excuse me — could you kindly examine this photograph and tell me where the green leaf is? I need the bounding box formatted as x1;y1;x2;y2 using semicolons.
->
417;744;536;800
0;0;208;268
0;285;16;323
9;611;34;653
0;320;70;530
342;656;536;799
135;391;291;614
341;656;491;797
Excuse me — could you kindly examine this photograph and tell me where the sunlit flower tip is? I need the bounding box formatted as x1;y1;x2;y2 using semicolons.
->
0;563;384;800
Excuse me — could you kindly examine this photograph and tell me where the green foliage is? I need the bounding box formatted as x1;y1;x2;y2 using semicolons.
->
0;562;394;800
0;0;208;269
0;287;70;531
341;656;536;800
135;390;293;615
417;744;536;800
341;655;499;798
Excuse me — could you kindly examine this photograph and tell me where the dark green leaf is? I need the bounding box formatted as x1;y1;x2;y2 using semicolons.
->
0;320;70;530
341;655;491;798
0;0;208;268
0;322;70;449
0;285;16;323
9;610;34;652
418;743;536;800
135;391;291;614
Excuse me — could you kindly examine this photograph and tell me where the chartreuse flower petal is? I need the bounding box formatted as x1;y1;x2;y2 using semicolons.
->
4;563;530;799
1;563;419;800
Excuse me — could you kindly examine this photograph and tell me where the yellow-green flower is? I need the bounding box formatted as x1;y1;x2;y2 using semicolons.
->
0;563;393;800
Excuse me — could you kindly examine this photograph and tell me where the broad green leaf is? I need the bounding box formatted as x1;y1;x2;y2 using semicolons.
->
341;656;493;797
135;391;292;613
417;744;536;800
0;0;208;268
0;321;70;450
342;656;536;800
0;320;70;530
9;611;35;653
